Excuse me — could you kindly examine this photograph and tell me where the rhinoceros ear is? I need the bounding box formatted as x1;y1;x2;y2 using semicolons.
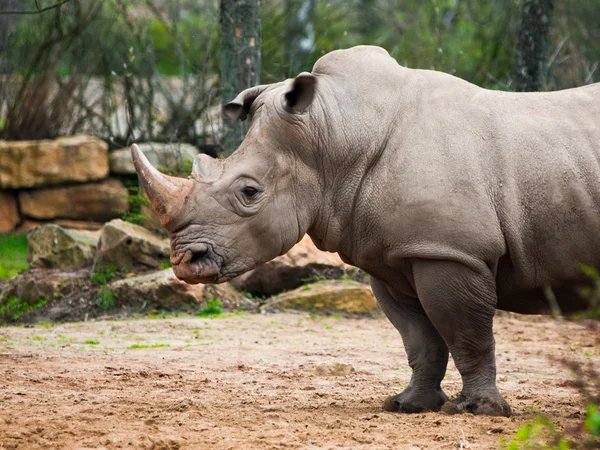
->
284;72;316;113
222;84;272;126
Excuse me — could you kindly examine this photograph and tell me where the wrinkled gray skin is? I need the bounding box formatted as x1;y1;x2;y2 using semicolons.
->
132;46;600;417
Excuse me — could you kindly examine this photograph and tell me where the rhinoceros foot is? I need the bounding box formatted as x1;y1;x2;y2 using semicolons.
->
382;387;448;413
441;392;511;417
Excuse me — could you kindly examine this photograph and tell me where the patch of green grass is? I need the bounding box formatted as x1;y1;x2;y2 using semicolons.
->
127;343;170;349
39;321;54;328
90;265;117;284
95;286;115;311
159;260;172;270
83;340;100;345
0;296;47;321
31;336;46;341
0;233;28;279
197;299;223;318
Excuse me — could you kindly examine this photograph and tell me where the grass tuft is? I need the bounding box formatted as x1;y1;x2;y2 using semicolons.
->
197;299;223;318
0;233;28;279
127;343;170;349
0;296;47;321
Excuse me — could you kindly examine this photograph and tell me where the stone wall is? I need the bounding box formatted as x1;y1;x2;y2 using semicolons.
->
0;137;200;232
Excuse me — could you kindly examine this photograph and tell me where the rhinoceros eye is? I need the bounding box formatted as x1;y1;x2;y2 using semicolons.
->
242;186;259;198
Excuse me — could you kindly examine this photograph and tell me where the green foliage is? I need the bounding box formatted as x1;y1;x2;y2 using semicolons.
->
159;260;172;270
577;264;600;318
0;233;29;279
0;296;47;321
83;340;100;345
95;286;115;311
90;265;117;284
197;299;223;318
117;186;152;226
586;404;600;437
502;416;571;450
158;158;194;178
31;336;46;341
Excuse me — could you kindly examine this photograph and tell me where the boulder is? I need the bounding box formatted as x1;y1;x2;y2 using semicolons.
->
0;190;19;232
109;142;199;176
231;235;348;297
109;268;256;311
93;219;170;272
19;178;129;222
0;136;108;188
28;224;99;269
263;280;378;314
0;268;91;322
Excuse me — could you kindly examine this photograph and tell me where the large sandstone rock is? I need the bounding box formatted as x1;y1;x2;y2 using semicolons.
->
109;268;255;311
0;136;109;188
0;190;19;232
109;142;199;175
28;224;99;269
19;178;129;221
94;219;170;272
263;280;378;314
231;235;348;296
20;219;104;231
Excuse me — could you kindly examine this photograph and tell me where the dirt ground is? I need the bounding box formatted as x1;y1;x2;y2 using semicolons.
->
0;312;598;450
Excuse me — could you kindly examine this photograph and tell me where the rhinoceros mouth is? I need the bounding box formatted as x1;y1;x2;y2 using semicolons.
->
171;246;223;284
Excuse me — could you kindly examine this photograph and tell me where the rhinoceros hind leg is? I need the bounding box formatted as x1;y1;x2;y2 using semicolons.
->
383;387;448;413
371;277;450;414
413;259;512;418
441;392;511;417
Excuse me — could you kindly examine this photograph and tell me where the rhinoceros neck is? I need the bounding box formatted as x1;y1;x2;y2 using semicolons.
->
303;66;413;260
305;123;395;262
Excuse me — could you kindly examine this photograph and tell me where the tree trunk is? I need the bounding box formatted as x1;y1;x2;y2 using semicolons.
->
0;0;19;73
512;0;555;92
220;0;262;155
285;0;315;76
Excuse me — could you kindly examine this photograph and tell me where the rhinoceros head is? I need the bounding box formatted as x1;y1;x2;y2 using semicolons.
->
132;73;318;284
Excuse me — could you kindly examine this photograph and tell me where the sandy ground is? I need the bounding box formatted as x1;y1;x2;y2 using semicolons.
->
0;312;598;450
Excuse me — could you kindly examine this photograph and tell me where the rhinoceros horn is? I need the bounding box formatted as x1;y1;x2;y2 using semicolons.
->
131;144;194;226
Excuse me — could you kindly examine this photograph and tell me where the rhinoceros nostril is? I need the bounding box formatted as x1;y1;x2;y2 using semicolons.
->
190;250;209;265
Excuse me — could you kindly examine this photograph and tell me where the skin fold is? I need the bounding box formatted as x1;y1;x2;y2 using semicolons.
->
133;45;600;417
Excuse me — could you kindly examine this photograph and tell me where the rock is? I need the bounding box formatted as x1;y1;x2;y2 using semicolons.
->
263;280;378;314
20;219;104;231
0;190;19;232
0;268;91;322
19;178;129;221
28;224;99;269
0;136;109;188
109;142;199;175
231;235;348;297
109;268;204;310
202;282;257;311
93;219;170;272
109;268;256;311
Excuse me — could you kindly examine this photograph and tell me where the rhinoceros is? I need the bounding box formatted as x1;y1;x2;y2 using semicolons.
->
132;45;600;417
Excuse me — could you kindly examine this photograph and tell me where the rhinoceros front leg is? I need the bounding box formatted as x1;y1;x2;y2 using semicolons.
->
412;259;511;417
371;277;450;413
